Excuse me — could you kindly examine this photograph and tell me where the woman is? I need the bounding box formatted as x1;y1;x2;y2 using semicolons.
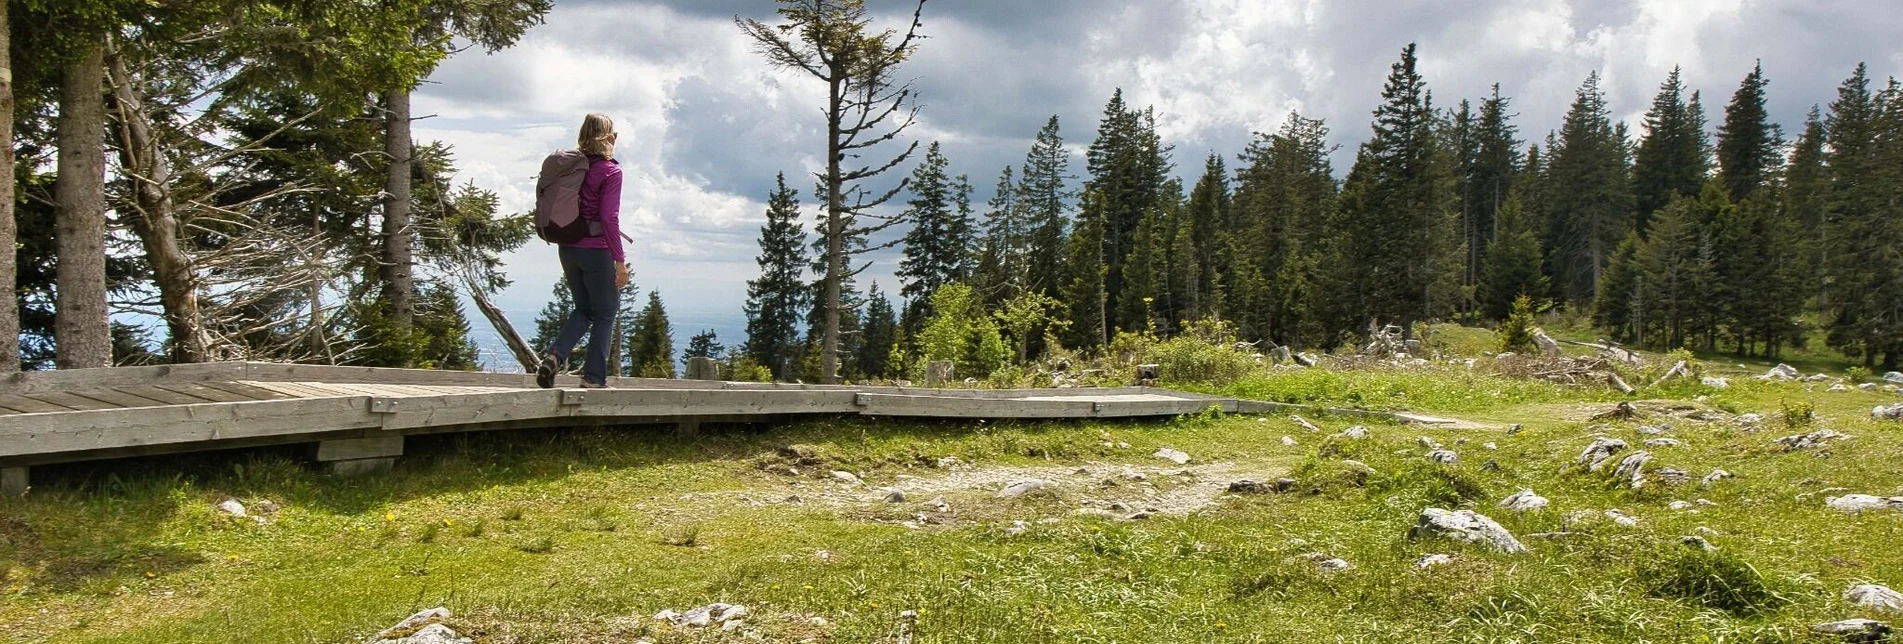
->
537;113;629;388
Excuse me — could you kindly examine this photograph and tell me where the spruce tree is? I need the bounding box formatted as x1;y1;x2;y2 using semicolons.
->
1061;188;1110;349
1478;193;1548;321
1546;71;1634;305
1182;153;1230;320
530;279;573;353
1467;84;1522;292
684;330;723;360
856;282;900;379
1594;231;1644;342
1715;62;1779;202
1637;195;1709;349
1332;43;1457;330
1784;107;1829;298
1631;67;1710;234
973;165;1019;304
1820;64;1889;366
1229;113;1336;346
741;174;808;379
898;142;972;322
1019;115;1072;297
627;290;675;379
1084;92;1173;335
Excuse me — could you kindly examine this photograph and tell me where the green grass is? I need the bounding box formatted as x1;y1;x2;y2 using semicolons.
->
2;335;1901;642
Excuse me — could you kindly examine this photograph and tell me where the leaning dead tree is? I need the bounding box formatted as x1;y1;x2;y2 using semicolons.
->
738;0;927;383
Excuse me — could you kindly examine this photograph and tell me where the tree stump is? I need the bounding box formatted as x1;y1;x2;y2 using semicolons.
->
924;361;954;387
686;356;721;381
1135;363;1160;386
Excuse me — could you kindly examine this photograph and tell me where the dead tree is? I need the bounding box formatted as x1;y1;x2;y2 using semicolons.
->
738;0;927;383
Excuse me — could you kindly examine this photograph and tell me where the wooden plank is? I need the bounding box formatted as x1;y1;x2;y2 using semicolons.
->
237;381;339;399
152;382;252;403
574;389;862;418
197;380;298;401
242;363;533;388
113;385;215;405
69;388;171;409
0;393;74;414
20;391;120;411
0;397;378;458
856;393;1097;419
0;362;249;396
374;389;570;430
280;382;379;398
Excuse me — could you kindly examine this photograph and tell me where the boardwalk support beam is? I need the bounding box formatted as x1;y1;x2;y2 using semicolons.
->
2;466;26;495
316;436;404;475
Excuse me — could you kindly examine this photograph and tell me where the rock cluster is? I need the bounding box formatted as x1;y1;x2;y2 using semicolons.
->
1578;438;1629;471
1775;428;1852;451
654;603;748;630
1826;494;1903;514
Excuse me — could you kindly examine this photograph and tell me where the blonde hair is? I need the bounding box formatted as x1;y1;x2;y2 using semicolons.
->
578;113;616;158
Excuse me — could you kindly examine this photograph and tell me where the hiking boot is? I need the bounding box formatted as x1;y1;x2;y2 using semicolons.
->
579;379;611;389
535;353;560;389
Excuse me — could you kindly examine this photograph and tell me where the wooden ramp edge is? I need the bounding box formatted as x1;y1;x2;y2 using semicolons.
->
0;363;1428;492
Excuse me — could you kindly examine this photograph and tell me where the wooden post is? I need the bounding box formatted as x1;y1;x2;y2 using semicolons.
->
316;435;403;475
924;361;953;387
2;466;26;496
686;356;720;381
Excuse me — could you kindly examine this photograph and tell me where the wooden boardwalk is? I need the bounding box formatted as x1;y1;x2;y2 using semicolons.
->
0;362;1293;494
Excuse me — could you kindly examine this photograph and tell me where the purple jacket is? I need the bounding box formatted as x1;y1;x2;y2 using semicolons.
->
562;156;625;263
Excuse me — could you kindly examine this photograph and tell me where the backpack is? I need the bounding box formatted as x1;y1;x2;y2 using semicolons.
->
534;149;597;244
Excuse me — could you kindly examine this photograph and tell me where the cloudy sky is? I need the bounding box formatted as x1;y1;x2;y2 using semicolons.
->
410;0;1903;369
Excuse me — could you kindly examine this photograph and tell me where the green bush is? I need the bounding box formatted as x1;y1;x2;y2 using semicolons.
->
918;283;1009;379
1150;334;1257;385
1498;294;1538;354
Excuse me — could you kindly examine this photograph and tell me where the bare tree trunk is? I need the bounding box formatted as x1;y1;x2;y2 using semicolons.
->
381;87;416;332
0;1;19;372
307;207;329;361
54;41;111;369
822;74;843;384
609;318;623;377
104;43;210;363
460;273;536;371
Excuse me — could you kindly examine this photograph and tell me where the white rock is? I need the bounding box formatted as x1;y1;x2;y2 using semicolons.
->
1701;376;1730;389
1610;451;1653;489
1700;469;1734;489
1412;508;1527;553
935;457;961;468
378;607;454;640
1417;436;1442;450
831;471;863;485
928;496;949;512
1152;447;1191;465
1415;553;1454;569
1605;509;1639;527
1697;499;1718;507
998;480;1047;498
1338;426;1370;439
216;498;248;519
1291;415;1323;432
1645;438;1685;448
1669;500;1693;511
381;624;473;644
1827;494;1903;514
1341;460;1377;476
1426;449;1460;465
1810;618;1892;639
1776;428;1853;450
1884;371;1903;385
1847;584;1903;614
1578;438;1629;471
1281;436;1298;447
1497;489;1549;513
1004;520;1029;536
653;609;681;623
1738;413;1764;428
1829;384;1851;392
1764;363;1801;380
1874;403;1903;421
1680;535;1718;552
1484;442;1498;450
1862;383;1880;391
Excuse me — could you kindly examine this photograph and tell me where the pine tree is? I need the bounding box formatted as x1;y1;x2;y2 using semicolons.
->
1478;193;1548;321
530;279;573;353
897;142;973;323
1712;188;1804;356
1019;115;1072;298
741;174;808;379
1181;154;1229;322
1631;67;1711;230
1467;84;1522;297
627;290;675;379
1637;195;1709;349
684;330;723;360
1546;71;1634;305
856;282;900;379
1084;92;1173;336
1229;113;1336;347
1715;62;1779;202
1331;43;1457;331
1061;188;1110;349
973;165;1019;305
1820;64;1889;366
1595;231;1644;342
1784;107;1829;297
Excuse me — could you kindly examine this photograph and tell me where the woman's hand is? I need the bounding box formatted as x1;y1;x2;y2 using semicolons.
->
615;262;630;289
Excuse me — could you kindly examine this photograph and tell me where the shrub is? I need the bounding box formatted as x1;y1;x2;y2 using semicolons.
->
1636;547;1789;615
1150;335;1256;385
918;283;1009;379
1498;294;1538;354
